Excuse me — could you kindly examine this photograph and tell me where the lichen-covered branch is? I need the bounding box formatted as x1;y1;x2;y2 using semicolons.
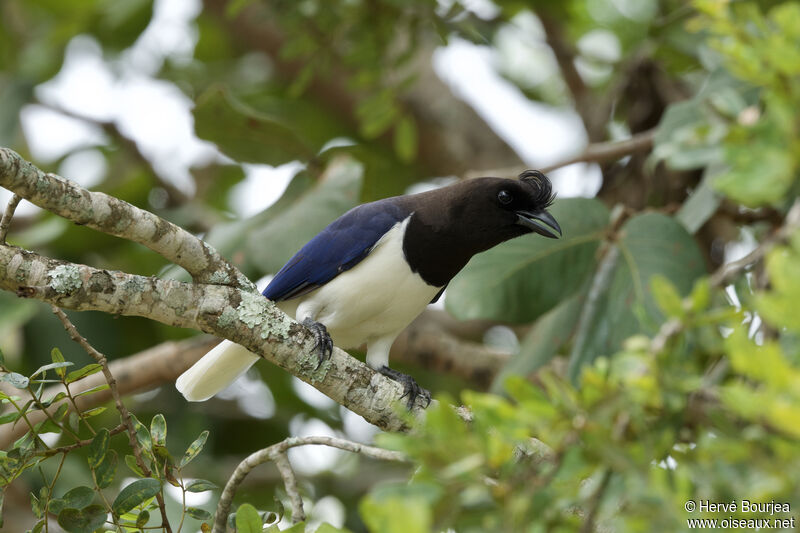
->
0;244;422;431
0;148;246;288
213;435;409;533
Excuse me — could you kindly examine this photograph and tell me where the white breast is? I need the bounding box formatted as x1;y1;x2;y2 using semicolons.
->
278;217;441;349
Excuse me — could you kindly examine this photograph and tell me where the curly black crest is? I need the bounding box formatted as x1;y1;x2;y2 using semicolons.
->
518;169;556;208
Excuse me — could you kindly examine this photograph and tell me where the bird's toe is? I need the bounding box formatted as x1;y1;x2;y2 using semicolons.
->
302;318;333;368
378;365;431;410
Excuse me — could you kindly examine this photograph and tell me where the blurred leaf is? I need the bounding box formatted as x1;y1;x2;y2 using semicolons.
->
150;414;166;447
94;449;118;489
57;504;107;533
65;364;103;384
74;384;110;398
446;198;609;322
88;428;109;469
0;372;29;389
180;430;209;468
93;0;154;50
125;455;146;477
136;509;150;528
316;523;353;533
360;483;435;533
194;86;324;166
675;165;723;234
112;478;161;516
59;486;95;511
235;503;263;533
246;156;364;274
30;361;73;380
81;406;106;419
492;291;585;393
50;347;67;379
185;479;217;493
569;213;706;375
187;507;213;520
650;274;685;319
393;115;417;162
130;414;152;452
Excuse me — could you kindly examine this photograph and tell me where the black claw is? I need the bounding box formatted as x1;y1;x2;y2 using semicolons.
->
378;366;431;410
302;318;333;368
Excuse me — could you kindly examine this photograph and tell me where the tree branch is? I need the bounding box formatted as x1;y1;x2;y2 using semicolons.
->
0;244;423;431
466;129;656;180
0;148;246;288
0;149;427;432
0;193;22;243
214;435;409;532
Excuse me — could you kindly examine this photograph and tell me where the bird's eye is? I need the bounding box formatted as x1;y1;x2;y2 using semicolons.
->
497;190;513;205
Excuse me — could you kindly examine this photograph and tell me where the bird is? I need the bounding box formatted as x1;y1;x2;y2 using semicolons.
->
176;170;561;408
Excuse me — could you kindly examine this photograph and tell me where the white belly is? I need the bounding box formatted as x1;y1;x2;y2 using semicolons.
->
277;218;440;349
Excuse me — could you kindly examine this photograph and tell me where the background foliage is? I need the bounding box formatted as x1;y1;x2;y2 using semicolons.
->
1;0;799;531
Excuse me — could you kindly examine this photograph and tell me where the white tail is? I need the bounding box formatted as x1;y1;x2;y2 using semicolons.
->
176;340;260;401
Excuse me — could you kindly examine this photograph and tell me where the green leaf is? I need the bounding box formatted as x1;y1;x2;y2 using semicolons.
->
125;455;146;477
568;213;706;378
150;414;166;447
180;430;209;468
57;504;107;533
650;274;685;318
50;348;67;378
492;291;585;393
94;449;118;489
316;523;353;533
65;364;103;384
30;361;73;380
130;415;152;452
446;198;609;322
0;372;29;389
111;478;162;516
360;483;433;533
235;503;263;533
245;156;364;275
0;411;22;425
675;166;723;234
74;384;110;398
193;86;317;166
82;406;106;419
185;479;217;493
59;486;95;510
136;509;150;528
186;507;213;520
393;115;417;163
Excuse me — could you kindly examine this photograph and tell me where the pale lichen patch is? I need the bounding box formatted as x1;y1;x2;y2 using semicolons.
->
48;264;82;294
208;270;230;285
217;307;238;328
236;291;270;328
122;277;146;293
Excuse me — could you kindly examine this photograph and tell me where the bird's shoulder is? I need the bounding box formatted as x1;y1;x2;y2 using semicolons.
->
262;198;412;301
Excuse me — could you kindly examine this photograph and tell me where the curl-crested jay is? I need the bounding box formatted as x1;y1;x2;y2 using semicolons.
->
177;170;561;408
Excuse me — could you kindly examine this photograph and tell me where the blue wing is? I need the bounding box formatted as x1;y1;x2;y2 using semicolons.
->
262;198;411;302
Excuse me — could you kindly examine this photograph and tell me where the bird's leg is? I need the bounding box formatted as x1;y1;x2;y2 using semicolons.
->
302;317;333;368
377;366;431;410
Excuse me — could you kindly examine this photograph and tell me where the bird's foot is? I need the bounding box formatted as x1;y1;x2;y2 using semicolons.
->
378;366;431;410
302;318;333;368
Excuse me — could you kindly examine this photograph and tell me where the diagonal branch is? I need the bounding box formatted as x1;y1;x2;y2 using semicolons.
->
0;243;422;431
0;148;246;288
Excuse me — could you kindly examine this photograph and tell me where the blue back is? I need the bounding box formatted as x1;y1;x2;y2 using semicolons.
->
262;198;411;301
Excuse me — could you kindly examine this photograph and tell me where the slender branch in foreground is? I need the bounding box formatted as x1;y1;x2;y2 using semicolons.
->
0;148;246;289
213;436;409;533
51;306;173;533
0;193;21;243
466;129;656;180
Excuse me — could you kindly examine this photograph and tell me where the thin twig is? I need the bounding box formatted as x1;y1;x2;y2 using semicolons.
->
273;452;305;523
42;424;126;457
0;193;21;243
580;469;612;533
466;129;656;180
213;436;409;533
50;306;173;533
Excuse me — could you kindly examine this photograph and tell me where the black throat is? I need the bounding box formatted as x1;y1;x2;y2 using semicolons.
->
398;186;524;287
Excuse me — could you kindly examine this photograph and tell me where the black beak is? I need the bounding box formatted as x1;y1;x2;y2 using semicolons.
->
515;209;562;239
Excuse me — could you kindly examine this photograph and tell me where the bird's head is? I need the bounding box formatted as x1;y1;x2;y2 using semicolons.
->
492;169;561;239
